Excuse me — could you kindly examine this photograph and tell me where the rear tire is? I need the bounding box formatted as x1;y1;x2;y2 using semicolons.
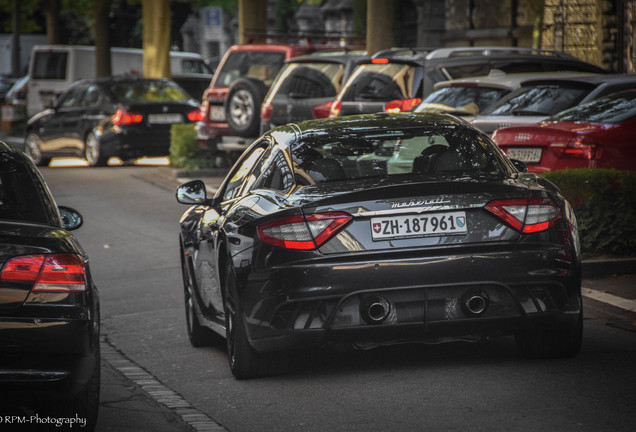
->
85;132;108;167
181;249;218;347
24;133;51;166
515;311;583;358
224;263;288;379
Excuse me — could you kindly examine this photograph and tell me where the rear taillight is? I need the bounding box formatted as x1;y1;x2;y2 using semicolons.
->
371;58;390;64
257;212;352;250
329;100;342;118
384;98;422;114
261;102;274;122
484;197;562;234
112;109;143;125
550;141;600;160
0;254;87;293
312;101;333;119
187;108;204;122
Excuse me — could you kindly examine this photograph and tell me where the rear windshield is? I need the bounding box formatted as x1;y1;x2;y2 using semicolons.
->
268;62;344;99
110;80;191;103
418;86;509;114
291;126;506;184
549;91;636;124
0;154;54;225
32;51;68;80
342;63;421;101
215;51;286;87
481;83;592;116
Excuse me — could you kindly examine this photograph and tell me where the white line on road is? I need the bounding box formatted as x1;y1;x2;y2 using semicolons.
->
582;288;636;313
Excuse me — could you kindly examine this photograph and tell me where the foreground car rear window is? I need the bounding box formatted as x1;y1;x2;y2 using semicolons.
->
111;81;191;103
0;156;51;225
292;125;505;183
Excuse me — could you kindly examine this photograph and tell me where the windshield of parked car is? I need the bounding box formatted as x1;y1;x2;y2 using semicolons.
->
0;154;54;225
417;86;509;114
480;82;592;116
111;80;191;103
547;91;636;124
215;51;286;87
291;126;506;184
341;63;421;101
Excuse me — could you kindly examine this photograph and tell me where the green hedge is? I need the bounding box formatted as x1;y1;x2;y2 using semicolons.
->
542;169;636;257
169;123;214;169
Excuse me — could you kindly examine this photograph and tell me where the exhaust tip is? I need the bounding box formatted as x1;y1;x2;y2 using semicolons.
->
360;295;391;325
462;291;489;317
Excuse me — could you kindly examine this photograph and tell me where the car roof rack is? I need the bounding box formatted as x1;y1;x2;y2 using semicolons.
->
371;48;436;59
425;46;578;60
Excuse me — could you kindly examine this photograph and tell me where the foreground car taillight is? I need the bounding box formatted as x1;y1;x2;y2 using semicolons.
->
0;254;87;292
187;108;204;122
257;212;352;250
484;197;562;234
384;98;422;114
112;109;144;125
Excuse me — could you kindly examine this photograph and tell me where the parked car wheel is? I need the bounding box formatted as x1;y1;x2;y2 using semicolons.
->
24;133;51;166
224;78;267;137
515;311;583;358
85;132;108;167
181;249;219;347
224;262;288;379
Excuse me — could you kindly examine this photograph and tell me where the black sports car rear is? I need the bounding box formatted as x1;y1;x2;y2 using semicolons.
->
0;142;100;429
176;112;582;379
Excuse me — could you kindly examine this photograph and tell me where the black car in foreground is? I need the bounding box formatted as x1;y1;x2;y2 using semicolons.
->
24;76;202;167
176;112;582;379
0;142;100;429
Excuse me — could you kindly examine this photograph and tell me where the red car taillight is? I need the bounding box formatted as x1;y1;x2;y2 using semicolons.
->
187;108;204;122
112;109;143;125
329;100;342;118
312;101;333;119
257;212;352;250
0;254;87;293
550;140;601;160
384;98;422;114
261;102;274;122
485;197;562;234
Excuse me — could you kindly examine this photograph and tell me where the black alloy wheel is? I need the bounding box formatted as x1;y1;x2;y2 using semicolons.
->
515;309;583;358
223;262;288;379
24;133;51;167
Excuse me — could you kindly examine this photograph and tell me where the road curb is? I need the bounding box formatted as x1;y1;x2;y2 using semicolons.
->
582;257;636;278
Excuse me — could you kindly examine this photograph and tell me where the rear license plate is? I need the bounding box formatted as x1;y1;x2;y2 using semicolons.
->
209;105;225;121
148;113;183;124
506;147;542;163
370;211;467;240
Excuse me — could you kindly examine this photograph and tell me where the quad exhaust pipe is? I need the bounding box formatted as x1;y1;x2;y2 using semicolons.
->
360;295;391;324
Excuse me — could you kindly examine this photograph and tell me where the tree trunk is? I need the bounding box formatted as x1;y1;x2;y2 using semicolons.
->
44;0;61;44
94;0;112;77
142;0;171;79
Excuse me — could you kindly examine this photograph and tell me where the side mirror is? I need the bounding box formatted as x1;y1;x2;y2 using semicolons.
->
510;159;528;173
176;180;209;205
58;206;84;230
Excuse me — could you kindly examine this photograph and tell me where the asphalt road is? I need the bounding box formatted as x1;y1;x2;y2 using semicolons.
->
38;164;636;432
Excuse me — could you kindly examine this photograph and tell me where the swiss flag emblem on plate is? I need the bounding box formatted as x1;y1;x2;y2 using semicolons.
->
372;222;381;234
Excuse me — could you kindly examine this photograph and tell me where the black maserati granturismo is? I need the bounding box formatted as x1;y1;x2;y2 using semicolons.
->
176;112;582;379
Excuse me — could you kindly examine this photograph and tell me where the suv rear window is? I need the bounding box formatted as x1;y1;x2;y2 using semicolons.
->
215;51;286;87
481;83;593;116
420;86;509;113
550;91;636;124
32;52;68;80
272;62;344;98
342;63;422;101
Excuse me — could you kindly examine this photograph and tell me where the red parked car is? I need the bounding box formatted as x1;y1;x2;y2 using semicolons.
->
491;90;636;172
